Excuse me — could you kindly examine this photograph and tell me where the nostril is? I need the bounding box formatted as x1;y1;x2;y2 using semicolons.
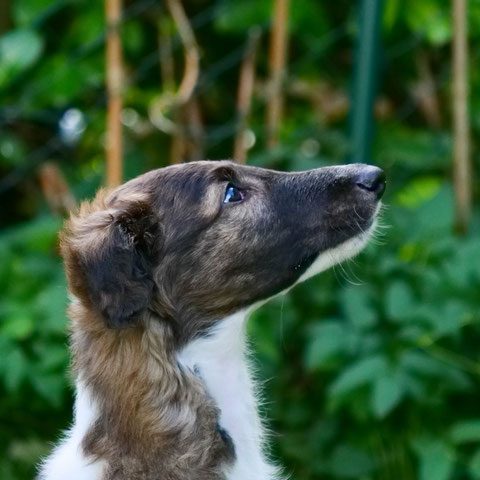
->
356;166;386;199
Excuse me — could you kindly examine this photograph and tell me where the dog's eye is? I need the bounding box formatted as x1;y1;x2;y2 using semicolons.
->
223;183;244;203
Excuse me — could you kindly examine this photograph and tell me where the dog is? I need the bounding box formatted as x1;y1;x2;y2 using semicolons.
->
38;160;385;480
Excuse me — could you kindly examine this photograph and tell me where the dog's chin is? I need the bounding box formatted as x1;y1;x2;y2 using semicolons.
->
295;215;378;286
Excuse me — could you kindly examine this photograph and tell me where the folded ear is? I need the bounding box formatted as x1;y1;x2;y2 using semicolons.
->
62;198;161;328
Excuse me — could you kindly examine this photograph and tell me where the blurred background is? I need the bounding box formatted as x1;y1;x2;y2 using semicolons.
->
1;0;480;479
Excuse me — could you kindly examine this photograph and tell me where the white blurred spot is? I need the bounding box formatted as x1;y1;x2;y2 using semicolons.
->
100;132;107;149
121;108;140;128
244;129;256;150
59;108;86;145
0;140;14;158
300;138;320;157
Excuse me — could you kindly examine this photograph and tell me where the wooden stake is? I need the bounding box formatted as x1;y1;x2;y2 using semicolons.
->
266;0;290;149
105;0;123;187
414;51;441;128
452;0;471;234
156;0;200;164
166;0;199;105
184;97;205;161
234;27;261;164
39;163;76;216
158;16;175;94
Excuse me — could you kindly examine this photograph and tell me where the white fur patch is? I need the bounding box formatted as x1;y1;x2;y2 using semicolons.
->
178;311;279;480
38;382;104;480
296;222;376;285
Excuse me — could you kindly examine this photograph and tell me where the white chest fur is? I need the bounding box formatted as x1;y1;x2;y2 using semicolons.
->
38;382;105;480
178;311;279;480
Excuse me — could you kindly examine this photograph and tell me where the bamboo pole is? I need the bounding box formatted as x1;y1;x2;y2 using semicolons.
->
184;97;205;160
266;0;290;149
234;27;261;163
452;0;471;233
165;0;199;105
105;0;123;187
151;0;200;164
414;51;441;128
158;16;175;94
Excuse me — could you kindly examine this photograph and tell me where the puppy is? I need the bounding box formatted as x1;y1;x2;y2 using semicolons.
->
39;160;385;480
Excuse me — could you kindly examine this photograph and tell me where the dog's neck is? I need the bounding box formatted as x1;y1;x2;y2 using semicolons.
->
178;310;278;479
41;304;277;480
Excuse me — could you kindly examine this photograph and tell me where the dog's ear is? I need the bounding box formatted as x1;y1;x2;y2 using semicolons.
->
62;197;161;328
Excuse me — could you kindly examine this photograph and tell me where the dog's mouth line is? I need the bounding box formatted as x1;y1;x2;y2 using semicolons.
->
302;208;380;267
294;211;379;286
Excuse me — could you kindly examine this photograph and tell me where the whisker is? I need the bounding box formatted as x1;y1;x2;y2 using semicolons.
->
329;251;362;286
343;257;365;285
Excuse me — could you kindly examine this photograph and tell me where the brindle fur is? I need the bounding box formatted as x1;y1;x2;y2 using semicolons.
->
59;160;381;480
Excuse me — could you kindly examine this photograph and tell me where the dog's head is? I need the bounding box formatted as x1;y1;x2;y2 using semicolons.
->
62;161;384;341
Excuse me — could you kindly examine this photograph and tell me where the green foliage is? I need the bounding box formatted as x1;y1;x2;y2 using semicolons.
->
1;0;480;479
0;216;70;479
0;29;44;89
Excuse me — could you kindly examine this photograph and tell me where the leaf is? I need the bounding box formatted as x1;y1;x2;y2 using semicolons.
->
1;313;35;340
37;344;69;373
371;372;405;418
427;301;466;337
2;349;29;392
329;445;376;478
413;437;454;480
215;0;271;33
26;53;103;108
0;29;44;88
1;300;37;339
123;20;145;55
400;350;471;389
450;420;480;444
469;449;480;479
385;280;416;321
30;373;65;407
405;0;452;45
36;284;68;334
395;176;442;209
383;0;401;31
0;215;61;254
329;355;388;397
65;1;103;47
304;321;346;370
341;285;377;329
444;238;480;287
0;134;27;167
375;126;451;170
13;0;64;27
401;351;445;377
413;185;455;237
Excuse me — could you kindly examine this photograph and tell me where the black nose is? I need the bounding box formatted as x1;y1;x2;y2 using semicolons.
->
356;166;386;199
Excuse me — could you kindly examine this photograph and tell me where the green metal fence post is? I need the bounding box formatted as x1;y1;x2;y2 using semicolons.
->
349;0;384;165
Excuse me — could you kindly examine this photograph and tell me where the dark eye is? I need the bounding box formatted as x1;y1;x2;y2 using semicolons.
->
223;183;244;203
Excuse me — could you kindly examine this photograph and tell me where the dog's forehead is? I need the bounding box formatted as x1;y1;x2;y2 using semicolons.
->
156;161;276;183
109;161;275;201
